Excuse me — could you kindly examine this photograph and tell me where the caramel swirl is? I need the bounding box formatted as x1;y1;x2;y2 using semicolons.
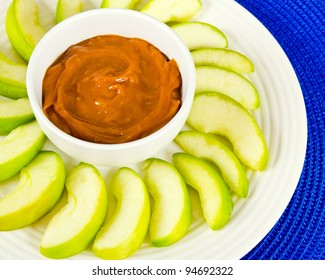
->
43;35;181;144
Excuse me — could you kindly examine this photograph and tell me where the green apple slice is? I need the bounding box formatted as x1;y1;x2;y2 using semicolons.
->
171;22;228;50
56;0;83;23
0;120;46;182
173;153;233;230
141;0;202;23
93;167;150;260
143;158;191;247
5;3;33;62
0;98;34;135
101;0;139;8
40;162;108;259
187;92;269;171
175;131;249;198
0;151;65;231
191;48;254;73
6;0;46;62
0;52;27;99
195;66;259;109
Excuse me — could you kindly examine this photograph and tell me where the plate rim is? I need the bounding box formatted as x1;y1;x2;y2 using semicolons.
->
0;0;308;260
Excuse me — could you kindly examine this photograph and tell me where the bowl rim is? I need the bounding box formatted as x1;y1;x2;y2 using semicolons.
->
27;8;196;151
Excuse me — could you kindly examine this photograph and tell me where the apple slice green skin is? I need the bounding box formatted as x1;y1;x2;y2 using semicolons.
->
0;53;27;99
141;0;202;23
93;167;150;260
6;0;46;62
0;120;46;182
173;153;233;230
56;0;83;23
175;131;249;198
187;92;269;171
101;0;139;8
5;3;33;62
143;158;191;247
40;162;108;259
191;48;255;74
0;151;66;231
0;98;34;135
134;0;150;10
171;22;228;50
195;66;260;110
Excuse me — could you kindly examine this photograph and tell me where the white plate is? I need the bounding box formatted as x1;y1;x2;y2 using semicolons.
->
0;0;307;259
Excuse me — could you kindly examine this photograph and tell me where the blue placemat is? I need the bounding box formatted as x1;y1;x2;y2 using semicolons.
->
234;0;325;260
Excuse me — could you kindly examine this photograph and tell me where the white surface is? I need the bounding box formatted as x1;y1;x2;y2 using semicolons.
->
0;0;307;260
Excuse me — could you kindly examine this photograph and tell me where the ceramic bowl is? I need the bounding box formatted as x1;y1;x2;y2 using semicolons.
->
27;8;196;166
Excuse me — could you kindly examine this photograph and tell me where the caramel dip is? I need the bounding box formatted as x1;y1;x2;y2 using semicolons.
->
42;35;182;144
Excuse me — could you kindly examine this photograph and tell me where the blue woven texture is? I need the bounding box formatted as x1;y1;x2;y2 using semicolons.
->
234;0;325;260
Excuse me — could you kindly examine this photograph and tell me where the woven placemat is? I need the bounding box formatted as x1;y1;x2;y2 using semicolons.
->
234;0;325;260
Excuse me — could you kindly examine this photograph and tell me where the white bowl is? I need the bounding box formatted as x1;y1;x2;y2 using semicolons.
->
27;9;196;166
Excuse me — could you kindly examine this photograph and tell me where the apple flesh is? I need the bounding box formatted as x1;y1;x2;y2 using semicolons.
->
0;120;46;182
6;0;46;62
0;98;34;135
191;48;254;74
101;0;139;8
187;92;269;171
0;52;27;99
93;167;150;260
0;151;65;231
143;158;191;246
40;162;108;259
173;153;233;230
195;66;260;110
56;0;83;23
141;0;202;23
171;21;228;50
175;131;249;198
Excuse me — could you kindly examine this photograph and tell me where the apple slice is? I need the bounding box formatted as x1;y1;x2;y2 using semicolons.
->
173;153;233;230
0;98;34;135
40;162;108;259
143;158;191;247
6;0;46;62
0;52;27;99
141;0;202;23
175;131;249;198
191;48;254;74
56;0;83;23
195;66;259;109
0;151;65;231
0;120;46;182
101;0;139;8
93;167;150;260
5;3;31;62
187;92;269;171
171;22;228;50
